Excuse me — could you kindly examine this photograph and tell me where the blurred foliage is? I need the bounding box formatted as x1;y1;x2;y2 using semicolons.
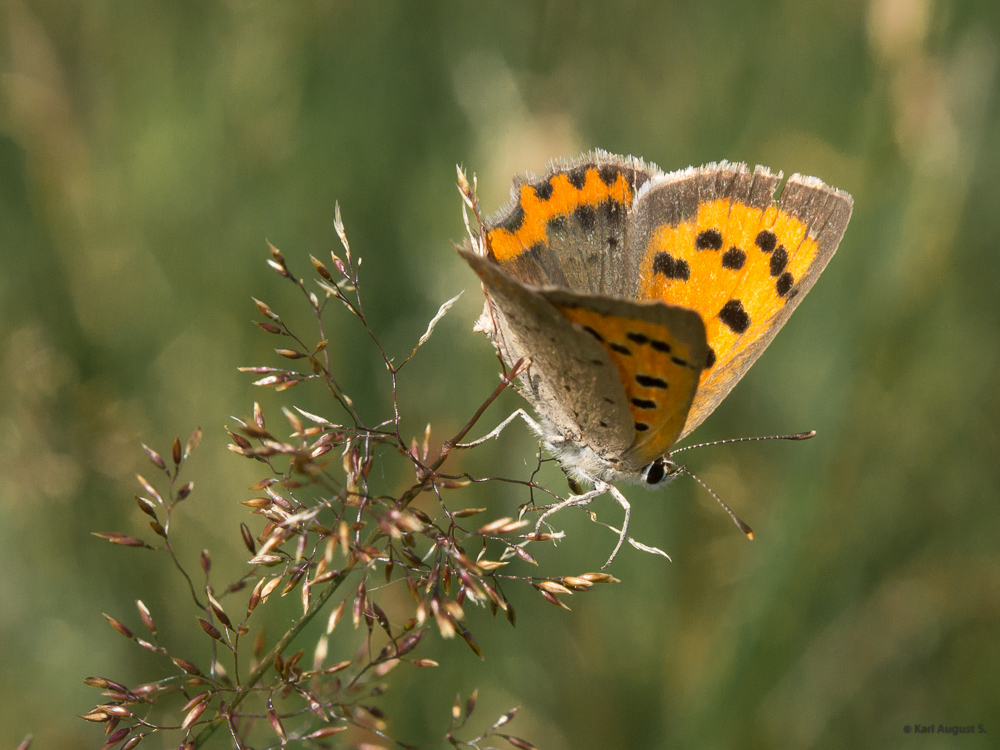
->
1;0;999;748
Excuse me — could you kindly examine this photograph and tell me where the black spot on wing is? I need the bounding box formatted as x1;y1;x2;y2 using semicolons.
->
574;204;597;231
534;179;554;201
631;397;657;410
601;198;626;225
499;201;525;233
598;164;620;186
719;299;751;334
653;252;691;280
635;374;669;389
755;230;777;253
769;245;788;277
608;342;632;356
722;246;746;270
695;228;723;251
567;166;588;190
493;239;544;265
626;330;674;354
776;272;794;297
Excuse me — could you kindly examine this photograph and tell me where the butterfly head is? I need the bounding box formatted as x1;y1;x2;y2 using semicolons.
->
550;428;683;489
640;456;683;488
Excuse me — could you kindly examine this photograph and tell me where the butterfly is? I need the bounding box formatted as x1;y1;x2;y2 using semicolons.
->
458;151;852;555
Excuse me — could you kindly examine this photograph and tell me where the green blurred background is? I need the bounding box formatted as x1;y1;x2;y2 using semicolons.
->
2;0;998;748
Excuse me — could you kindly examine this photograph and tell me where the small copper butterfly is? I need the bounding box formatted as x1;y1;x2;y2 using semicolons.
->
458;151;851;552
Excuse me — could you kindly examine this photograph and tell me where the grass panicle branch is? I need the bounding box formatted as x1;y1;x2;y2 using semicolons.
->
84;206;618;749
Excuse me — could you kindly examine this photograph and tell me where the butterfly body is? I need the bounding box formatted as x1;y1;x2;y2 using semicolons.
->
460;151;852;487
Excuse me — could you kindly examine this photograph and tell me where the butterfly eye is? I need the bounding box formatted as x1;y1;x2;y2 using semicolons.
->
642;458;678;487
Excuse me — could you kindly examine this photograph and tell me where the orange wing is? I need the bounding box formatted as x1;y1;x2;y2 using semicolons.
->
543;291;708;470
632;164;853;438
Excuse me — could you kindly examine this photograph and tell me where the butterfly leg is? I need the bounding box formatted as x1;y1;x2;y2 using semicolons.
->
602;483;631;567
535;480;631;568
455;408;545;448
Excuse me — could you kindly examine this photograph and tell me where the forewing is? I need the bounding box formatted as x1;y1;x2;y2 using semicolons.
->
483;152;654;295
629;163;853;438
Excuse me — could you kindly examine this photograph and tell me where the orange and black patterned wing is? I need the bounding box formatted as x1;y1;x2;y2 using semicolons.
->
629;163;853;439
540;289;708;471
459;248;708;475
483;152;653;295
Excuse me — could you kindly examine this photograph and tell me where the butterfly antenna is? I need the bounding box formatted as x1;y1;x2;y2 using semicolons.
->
673;465;755;540
670;430;816;456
